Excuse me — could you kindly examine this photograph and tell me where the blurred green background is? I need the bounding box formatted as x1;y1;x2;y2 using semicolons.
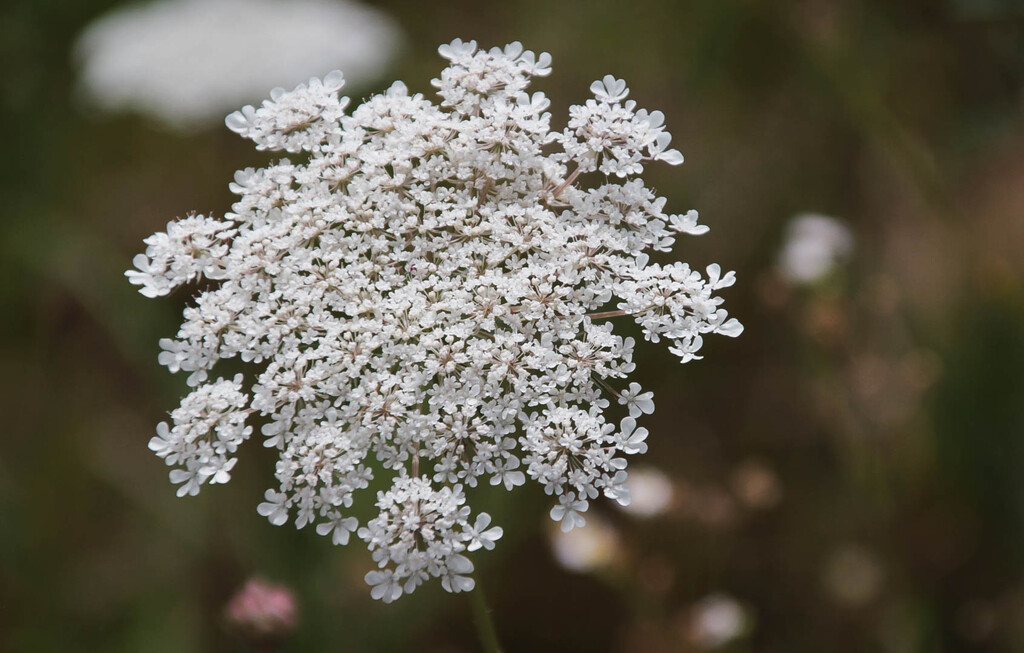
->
3;0;1024;651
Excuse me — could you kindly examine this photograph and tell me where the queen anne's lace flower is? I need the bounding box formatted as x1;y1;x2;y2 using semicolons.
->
128;39;742;601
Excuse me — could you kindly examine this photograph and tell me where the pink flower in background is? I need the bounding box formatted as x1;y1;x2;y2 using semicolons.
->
224;577;298;643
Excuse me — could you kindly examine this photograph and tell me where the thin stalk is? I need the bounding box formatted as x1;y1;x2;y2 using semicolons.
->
585;309;630;320
469;574;503;653
551;166;582;199
586;304;660;320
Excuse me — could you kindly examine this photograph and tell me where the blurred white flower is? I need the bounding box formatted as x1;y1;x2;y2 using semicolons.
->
619;466;673;518
550;512;621;572
778;213;853;284
685;593;749;649
74;0;402;129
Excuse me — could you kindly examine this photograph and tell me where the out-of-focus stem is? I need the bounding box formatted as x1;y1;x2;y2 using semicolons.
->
469;573;503;653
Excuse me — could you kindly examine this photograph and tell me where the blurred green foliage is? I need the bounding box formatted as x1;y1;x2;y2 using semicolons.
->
3;0;1024;651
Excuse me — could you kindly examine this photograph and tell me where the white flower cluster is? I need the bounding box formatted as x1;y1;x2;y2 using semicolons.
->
128;39;741;602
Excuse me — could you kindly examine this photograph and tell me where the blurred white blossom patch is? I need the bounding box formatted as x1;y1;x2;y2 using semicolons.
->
684;593;750;649
778;213;853;284
74;0;402;128
550;513;621;573
618;466;674;518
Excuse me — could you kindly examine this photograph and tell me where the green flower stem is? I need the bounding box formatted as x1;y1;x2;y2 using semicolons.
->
469;573;503;653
